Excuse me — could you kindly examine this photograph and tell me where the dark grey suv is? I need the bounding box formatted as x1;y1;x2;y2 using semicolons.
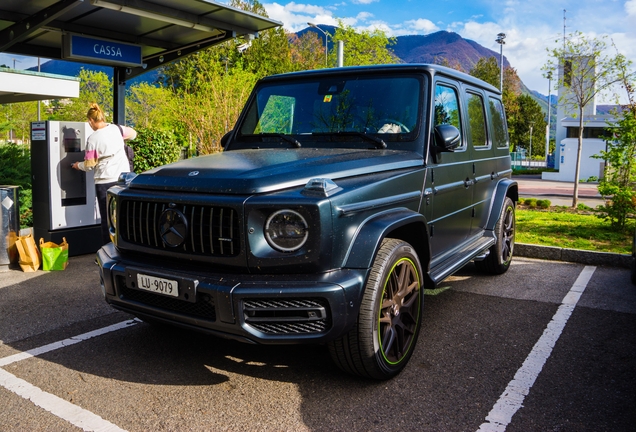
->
98;64;517;379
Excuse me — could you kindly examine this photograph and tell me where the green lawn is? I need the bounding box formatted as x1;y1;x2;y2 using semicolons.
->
516;207;633;254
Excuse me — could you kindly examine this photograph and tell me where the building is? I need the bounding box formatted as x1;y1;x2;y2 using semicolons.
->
541;56;618;182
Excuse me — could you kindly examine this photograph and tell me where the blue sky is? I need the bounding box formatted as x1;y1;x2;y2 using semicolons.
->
2;0;635;96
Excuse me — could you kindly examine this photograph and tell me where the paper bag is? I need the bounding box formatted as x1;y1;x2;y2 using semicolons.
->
40;237;69;271
15;234;41;272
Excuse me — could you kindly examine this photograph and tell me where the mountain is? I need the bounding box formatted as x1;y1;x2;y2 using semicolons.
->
393;31;510;72
301;28;511;74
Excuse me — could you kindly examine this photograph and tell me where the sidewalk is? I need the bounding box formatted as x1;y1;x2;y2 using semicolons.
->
514;174;605;207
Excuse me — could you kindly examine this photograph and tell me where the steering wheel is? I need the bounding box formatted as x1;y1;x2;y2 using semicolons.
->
377;119;410;133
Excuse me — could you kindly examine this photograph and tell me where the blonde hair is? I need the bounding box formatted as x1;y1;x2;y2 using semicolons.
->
86;103;105;123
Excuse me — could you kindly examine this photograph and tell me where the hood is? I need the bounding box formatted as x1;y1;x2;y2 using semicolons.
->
129;148;423;194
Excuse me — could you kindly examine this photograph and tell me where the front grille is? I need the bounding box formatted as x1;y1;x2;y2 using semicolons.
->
243;298;330;335
120;284;216;321
120;199;240;257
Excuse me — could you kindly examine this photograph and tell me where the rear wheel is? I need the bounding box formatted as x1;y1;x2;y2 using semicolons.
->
476;196;515;275
328;238;423;379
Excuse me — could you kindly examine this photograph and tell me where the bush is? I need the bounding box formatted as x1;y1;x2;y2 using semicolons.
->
0;143;31;228
130;128;182;173
536;199;551;208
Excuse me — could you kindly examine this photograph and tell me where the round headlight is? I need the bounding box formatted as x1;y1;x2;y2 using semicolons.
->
108;196;117;229
264;209;308;252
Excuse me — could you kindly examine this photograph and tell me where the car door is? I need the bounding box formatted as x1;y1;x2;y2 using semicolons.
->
427;81;473;257
464;88;497;236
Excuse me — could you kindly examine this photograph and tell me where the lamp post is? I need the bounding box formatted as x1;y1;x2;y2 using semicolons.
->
495;33;506;91
308;22;329;67
529;122;534;167
545;71;552;166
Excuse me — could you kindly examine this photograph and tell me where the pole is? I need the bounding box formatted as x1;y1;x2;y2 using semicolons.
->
529;124;533;167
545;72;552;165
496;33;506;91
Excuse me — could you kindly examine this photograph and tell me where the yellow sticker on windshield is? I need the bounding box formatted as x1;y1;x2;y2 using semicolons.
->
323;95;333;102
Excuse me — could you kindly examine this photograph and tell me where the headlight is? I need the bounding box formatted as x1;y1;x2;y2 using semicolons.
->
264;209;308;252
108;196;117;230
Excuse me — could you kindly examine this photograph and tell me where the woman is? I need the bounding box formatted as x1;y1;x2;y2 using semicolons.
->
72;103;137;245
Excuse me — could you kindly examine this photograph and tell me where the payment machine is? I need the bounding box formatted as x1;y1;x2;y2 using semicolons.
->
31;121;102;256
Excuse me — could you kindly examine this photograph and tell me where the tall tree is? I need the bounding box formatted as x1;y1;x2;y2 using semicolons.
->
544;31;632;207
329;20;397;67
508;94;547;157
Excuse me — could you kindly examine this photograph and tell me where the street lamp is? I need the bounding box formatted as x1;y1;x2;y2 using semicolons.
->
529;122;534;167
495;33;506;91
308;22;329;67
545;71;553;166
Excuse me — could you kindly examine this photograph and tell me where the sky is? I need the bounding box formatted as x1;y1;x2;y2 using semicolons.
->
2;0;635;97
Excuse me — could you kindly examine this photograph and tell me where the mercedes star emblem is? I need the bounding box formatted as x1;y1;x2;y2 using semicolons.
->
158;208;188;247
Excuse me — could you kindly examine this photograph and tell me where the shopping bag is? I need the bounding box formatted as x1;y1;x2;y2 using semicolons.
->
39;237;69;271
15;234;41;272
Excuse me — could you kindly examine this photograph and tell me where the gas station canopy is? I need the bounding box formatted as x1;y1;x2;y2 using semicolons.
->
0;0;281;109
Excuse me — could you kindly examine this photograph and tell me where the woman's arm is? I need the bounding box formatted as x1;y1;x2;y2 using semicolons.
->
120;125;137;141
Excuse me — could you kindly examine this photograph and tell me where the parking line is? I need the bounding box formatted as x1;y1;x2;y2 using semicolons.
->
0;319;139;431
477;265;596;432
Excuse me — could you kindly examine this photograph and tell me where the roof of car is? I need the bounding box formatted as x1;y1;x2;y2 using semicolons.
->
259;64;501;95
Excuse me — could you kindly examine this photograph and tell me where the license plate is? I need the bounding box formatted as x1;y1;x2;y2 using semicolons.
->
136;273;178;297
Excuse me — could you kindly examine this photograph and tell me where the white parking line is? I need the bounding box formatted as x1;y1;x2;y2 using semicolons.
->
0;319;139;431
477;266;597;432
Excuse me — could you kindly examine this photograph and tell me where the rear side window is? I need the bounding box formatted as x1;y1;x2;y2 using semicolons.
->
466;92;488;148
434;83;464;149
488;97;509;148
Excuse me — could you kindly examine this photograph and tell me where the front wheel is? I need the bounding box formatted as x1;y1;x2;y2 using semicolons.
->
476;196;515;275
328;238;423;379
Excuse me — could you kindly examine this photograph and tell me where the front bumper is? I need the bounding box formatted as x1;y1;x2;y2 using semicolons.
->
97;244;367;344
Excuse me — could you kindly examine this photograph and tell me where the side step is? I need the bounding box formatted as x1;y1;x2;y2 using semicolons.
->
428;235;495;285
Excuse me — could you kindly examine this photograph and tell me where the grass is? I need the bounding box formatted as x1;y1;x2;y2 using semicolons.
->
516;205;633;255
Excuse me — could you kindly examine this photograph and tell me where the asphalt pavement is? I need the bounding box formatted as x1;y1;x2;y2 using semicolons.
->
514;174;604;208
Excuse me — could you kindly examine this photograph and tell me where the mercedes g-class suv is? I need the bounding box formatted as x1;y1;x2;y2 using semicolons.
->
98;64;517;379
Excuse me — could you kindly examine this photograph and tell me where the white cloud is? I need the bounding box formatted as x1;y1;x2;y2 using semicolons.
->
263;2;337;32
404;18;439;34
351;0;380;4
627;0;636;16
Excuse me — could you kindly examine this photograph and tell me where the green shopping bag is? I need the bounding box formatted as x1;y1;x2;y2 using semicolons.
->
39;237;69;271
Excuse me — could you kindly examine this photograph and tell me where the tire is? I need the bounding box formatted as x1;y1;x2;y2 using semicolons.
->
328;238;423;379
476;196;515;275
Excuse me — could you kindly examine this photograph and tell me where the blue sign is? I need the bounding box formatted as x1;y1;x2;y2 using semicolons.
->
63;34;142;67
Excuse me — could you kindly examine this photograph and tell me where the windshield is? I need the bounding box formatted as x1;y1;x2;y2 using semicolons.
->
234;74;425;151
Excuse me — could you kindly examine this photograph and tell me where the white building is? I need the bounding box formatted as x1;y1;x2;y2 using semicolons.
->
541;56;616;182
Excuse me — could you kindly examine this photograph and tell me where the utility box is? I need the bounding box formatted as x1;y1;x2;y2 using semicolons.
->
31;121;102;256
0;185;19;271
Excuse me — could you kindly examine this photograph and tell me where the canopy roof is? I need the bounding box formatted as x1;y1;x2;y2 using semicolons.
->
0;0;281;103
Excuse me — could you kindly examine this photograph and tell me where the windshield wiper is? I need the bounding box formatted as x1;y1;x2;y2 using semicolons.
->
333;131;387;149
260;133;301;148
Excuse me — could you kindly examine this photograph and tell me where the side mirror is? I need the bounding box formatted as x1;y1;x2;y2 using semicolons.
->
220;130;234;149
433;124;461;152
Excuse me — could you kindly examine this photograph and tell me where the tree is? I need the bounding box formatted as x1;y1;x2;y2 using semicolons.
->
544;31;632;207
53;69;113;121
594;52;636;228
289;32;324;71
329;20;397;67
508;94;547;157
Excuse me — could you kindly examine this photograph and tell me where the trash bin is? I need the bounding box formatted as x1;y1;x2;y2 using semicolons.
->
0;185;20;271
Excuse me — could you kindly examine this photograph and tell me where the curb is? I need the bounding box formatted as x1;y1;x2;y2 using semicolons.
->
515;243;631;269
